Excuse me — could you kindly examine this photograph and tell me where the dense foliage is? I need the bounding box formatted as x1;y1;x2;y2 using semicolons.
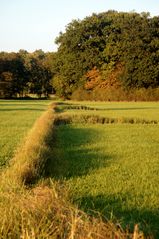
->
0;11;159;100
0;50;54;98
53;11;159;99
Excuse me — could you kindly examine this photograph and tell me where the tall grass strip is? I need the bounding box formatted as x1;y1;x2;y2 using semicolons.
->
0;105;56;188
0;102;150;239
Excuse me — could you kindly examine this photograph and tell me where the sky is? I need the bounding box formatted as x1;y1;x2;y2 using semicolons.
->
0;0;158;53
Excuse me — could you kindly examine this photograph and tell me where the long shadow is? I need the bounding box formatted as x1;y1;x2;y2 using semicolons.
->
77;194;159;238
0;103;47;107
0;108;45;111
44;121;159;237
103;107;159;111
45;125;114;179
55;102;159;112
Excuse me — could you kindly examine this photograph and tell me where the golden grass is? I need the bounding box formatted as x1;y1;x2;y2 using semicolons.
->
0;181;145;239
1;106;56;188
0;102;150;238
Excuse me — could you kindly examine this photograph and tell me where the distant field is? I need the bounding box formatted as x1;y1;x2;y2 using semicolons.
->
0;100;51;168
46;101;159;236
64;101;159;122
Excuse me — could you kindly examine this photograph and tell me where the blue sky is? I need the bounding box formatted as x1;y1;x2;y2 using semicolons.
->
0;0;158;52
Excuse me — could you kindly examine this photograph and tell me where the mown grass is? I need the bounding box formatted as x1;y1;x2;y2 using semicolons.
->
0;102;129;239
45;101;159;237
0;100;158;238
60;101;159;122
0;100;51;168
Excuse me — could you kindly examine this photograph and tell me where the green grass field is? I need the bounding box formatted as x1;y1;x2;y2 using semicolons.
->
63;101;159;122
1;100;159;237
46;101;159;236
0;100;51;168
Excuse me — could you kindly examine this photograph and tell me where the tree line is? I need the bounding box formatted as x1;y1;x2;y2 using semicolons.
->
0;50;54;98
1;11;159;100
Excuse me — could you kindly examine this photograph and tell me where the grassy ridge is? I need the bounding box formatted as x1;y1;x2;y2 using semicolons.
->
0;100;51;168
0;102;130;239
0;100;157;238
61;101;159;122
45;101;159;237
1;108;56;187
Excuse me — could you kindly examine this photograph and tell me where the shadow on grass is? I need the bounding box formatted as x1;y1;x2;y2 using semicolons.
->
44;121;159;238
0;103;47;107
55;102;159;112
0;108;45;111
45;125;114;179
104;107;159;111
76;194;159;238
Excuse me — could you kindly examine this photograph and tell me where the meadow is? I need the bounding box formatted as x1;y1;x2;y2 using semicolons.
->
61;101;159;122
0;100;159;238
46;101;159;236
47;123;159;234
0;100;51;168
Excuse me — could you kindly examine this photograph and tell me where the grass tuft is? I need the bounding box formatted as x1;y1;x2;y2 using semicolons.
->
0;101;155;238
1;108;56;187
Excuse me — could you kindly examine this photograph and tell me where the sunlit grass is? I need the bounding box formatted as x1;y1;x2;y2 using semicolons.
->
46;101;159;236
62;101;159;121
1;100;159;237
0;100;51;168
0;102;123;239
